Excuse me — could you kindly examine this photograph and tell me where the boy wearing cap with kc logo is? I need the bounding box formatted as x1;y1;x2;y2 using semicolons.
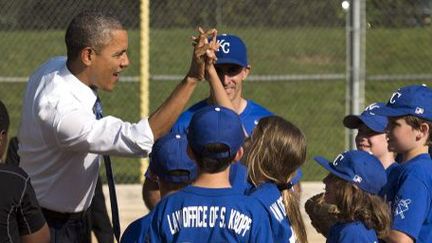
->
120;132;197;243
343;102;398;199
148;106;272;242
315;150;391;242
374;84;432;243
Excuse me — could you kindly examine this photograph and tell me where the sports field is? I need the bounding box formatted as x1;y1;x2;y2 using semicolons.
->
1;27;430;182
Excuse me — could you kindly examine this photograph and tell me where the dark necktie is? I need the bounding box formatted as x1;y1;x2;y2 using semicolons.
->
93;96;121;242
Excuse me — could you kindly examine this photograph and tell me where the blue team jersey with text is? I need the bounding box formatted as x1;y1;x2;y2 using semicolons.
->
327;221;378;243
121;211;154;243
387;153;432;242
148;185;273;243
249;182;296;242
171;99;272;136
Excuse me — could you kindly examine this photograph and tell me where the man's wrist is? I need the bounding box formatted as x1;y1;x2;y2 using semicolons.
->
183;75;200;84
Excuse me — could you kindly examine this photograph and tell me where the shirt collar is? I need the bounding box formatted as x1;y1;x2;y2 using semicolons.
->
58;63;98;108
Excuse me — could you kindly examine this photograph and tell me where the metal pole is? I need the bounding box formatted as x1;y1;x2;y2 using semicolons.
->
345;0;366;150
140;0;150;183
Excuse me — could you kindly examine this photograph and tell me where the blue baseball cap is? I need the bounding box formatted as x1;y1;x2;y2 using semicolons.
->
188;106;245;159
314;150;387;194
343;102;388;133
149;132;197;184
375;84;432;121
215;34;248;67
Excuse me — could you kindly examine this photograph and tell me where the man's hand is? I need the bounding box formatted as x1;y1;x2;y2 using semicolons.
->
187;27;217;81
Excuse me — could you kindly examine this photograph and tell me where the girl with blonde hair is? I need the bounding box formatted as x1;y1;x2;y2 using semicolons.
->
244;116;308;243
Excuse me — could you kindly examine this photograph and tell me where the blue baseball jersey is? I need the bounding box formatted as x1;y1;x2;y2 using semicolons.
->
378;162;400;201
170;99;302;186
171;99;272;136
327;221;378;243
148;185;273;242
387;153;432;242
120;211;154;243
248;182;296;242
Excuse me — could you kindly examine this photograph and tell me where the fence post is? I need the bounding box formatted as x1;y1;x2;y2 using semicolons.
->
345;0;366;150
140;0;150;183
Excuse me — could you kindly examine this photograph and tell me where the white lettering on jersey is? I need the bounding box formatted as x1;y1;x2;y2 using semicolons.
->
227;209;252;236
209;206;219;227
167;206;253;236
269;196;287;222
167;210;182;234
219;207;226;228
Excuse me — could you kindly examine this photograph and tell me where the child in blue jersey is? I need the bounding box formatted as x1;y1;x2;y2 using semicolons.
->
148;106;273;242
374;84;432;243
315;150;391;242
343;102;399;199
243;116;308;243
120;132;197;243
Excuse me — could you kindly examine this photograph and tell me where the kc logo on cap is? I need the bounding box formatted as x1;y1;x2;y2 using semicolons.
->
315;150;387;194
215;34;248;67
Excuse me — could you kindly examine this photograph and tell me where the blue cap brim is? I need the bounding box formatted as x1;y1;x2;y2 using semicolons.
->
343;115;386;133
373;105;410;117
215;58;247;67
314;156;351;183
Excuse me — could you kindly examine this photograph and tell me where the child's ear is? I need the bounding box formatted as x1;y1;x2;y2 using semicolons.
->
417;122;430;141
233;147;244;162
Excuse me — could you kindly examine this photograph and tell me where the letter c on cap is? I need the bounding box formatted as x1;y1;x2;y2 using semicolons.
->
389;92;401;104
333;154;344;166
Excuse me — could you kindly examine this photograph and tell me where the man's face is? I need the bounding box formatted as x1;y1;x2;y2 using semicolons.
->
215;64;249;102
89;29;129;91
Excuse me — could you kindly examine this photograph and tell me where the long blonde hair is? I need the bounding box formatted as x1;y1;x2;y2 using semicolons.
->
244;116;308;243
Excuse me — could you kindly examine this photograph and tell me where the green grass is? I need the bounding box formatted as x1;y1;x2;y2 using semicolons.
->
1;27;431;183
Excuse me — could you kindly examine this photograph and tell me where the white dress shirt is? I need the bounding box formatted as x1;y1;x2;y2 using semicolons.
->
18;57;154;212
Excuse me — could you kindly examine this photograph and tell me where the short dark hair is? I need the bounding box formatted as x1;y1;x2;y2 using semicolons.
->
0;100;9;132
193;143;236;174
65;11;124;60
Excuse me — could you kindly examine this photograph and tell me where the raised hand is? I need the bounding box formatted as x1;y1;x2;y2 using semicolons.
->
187;27;216;81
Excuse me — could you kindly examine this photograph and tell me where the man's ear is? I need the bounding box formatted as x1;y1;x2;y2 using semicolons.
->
243;65;251;79
80;47;95;66
233;146;244;162
187;145;197;161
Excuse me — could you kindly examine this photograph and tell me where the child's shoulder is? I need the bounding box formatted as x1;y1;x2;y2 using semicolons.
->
328;221;377;242
249;182;280;201
400;153;432;180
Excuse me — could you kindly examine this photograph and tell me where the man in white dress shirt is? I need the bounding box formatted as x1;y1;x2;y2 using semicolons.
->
17;11;221;243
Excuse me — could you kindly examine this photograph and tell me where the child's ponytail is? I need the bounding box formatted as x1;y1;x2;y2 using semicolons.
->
281;188;308;243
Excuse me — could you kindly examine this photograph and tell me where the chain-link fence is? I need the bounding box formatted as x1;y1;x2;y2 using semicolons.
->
0;0;431;183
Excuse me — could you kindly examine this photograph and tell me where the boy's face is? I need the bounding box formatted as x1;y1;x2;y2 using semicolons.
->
355;124;389;160
386;117;418;153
